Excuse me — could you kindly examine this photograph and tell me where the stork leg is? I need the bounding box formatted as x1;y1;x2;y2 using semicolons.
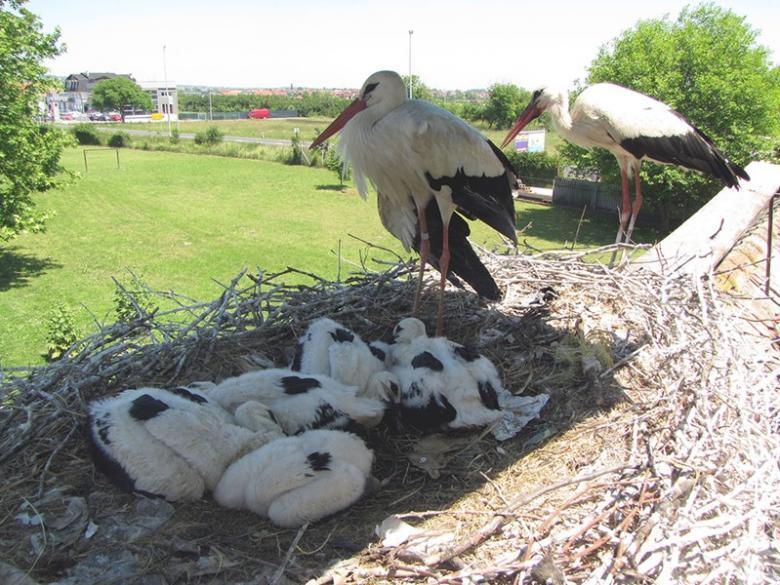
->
412;204;430;315
622;162;643;247
435;217;451;337
608;161;632;267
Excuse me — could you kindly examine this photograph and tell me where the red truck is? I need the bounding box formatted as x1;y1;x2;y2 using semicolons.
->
247;108;270;119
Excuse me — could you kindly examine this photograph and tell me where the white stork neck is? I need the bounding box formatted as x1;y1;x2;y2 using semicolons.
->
547;95;575;141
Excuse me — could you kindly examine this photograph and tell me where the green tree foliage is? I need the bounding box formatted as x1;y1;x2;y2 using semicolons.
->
483;83;530;128
90;76;152;122
402;74;434;101
179;91;351;118
562;3;780;229
0;0;71;241
505;151;560;183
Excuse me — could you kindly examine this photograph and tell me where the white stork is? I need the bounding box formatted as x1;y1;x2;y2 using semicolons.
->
214;429;373;527
206;369;390;434
290;317;390;395
501;83;749;257
310;70;517;336
388;318;505;432
86;386;281;501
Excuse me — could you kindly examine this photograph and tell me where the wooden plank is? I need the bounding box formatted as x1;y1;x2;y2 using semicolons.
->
631;161;780;277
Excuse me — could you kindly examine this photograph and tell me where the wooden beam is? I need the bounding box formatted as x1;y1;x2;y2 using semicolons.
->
631;161;780;278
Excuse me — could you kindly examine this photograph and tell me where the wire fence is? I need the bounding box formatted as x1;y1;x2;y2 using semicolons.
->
179;109;299;121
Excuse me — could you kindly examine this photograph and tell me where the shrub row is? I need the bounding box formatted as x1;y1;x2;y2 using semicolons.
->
70;123;131;148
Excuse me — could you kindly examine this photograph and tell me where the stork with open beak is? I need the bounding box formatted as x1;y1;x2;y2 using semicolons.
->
311;70;517;336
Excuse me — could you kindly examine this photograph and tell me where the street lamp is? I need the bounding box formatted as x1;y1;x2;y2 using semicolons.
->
408;30;414;99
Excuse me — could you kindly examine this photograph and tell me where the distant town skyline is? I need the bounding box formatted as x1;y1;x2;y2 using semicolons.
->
27;0;780;91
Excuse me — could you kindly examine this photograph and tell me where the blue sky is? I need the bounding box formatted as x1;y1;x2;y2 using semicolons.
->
26;0;780;90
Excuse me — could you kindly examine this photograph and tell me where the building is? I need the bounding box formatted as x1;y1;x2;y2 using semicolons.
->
52;72;134;114
138;81;179;121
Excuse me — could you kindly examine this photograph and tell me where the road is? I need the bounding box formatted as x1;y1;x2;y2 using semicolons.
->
92;126;310;147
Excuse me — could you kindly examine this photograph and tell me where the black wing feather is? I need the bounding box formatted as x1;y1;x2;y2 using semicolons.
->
424;139;517;243
620;112;749;188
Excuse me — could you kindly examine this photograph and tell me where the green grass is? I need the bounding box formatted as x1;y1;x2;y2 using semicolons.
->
100;117;562;153
103;117;334;141
0;147;658;367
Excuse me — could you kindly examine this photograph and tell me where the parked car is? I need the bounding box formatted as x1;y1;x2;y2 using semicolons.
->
248;108;270;119
89;112;109;122
109;112;122;121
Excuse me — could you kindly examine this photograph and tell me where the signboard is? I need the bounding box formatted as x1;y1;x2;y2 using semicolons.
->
514;129;545;152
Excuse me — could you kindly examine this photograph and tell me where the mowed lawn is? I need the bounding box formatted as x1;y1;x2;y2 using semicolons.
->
103;117;335;142
100;116;530;148
0;147;658;367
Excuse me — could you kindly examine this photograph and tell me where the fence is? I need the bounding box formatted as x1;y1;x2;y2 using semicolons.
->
552;177;621;214
179;110;300;121
551;177;662;227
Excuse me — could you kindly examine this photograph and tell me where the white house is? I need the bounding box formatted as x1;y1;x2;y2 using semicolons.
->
52;72;134;114
138;81;179;121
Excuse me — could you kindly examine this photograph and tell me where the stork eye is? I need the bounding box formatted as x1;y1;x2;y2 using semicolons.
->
364;82;379;96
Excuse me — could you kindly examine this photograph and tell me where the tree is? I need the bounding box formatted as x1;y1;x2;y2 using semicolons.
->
402;75;433;101
561;3;780;230
0;0;71;241
483;83;530;128
90;76;152;122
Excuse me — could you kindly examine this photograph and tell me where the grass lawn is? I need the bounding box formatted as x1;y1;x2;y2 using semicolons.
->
100;116;556;151
103;117;335;142
0;147;658;367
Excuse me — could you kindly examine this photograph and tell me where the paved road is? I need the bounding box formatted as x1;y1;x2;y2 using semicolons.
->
93;126;311;147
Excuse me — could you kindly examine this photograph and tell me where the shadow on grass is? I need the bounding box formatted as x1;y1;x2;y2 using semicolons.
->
316;184;350;192
516;202;662;249
0;247;62;291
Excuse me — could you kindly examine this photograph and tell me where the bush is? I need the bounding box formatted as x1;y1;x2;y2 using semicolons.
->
71;123;101;145
114;277;157;325
194;125;223;145
324;143;351;184
504;150;559;183
44;304;79;361
285;132;306;165
107;131;130;148
170;127;180;144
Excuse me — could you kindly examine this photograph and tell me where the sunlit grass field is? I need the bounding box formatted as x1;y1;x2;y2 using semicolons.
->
0;147;656;366
103;117;337;142
100;116;554;150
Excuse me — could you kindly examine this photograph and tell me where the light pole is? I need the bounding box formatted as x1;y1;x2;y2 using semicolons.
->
408;29;413;99
163;44;172;137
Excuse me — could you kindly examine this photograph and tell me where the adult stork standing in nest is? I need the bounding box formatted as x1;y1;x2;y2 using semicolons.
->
311;70;517;336
502;83;749;262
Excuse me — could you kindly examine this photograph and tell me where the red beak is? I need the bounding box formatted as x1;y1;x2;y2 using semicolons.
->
501;102;543;149
309;98;368;149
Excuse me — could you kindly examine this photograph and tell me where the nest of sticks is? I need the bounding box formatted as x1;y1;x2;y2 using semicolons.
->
0;246;778;584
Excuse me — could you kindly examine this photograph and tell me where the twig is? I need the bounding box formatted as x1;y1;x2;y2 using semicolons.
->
271;522;308;585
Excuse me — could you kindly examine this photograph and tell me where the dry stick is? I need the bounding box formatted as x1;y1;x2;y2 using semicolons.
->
271;522;308;585
37;426;77;498
571;204;588;250
420;465;636;567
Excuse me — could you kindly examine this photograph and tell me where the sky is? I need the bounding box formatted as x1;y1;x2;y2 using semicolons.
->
25;0;780;91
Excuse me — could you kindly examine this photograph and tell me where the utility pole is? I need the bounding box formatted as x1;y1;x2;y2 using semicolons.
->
163;44;172;137
208;88;213;121
408;30;414;99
